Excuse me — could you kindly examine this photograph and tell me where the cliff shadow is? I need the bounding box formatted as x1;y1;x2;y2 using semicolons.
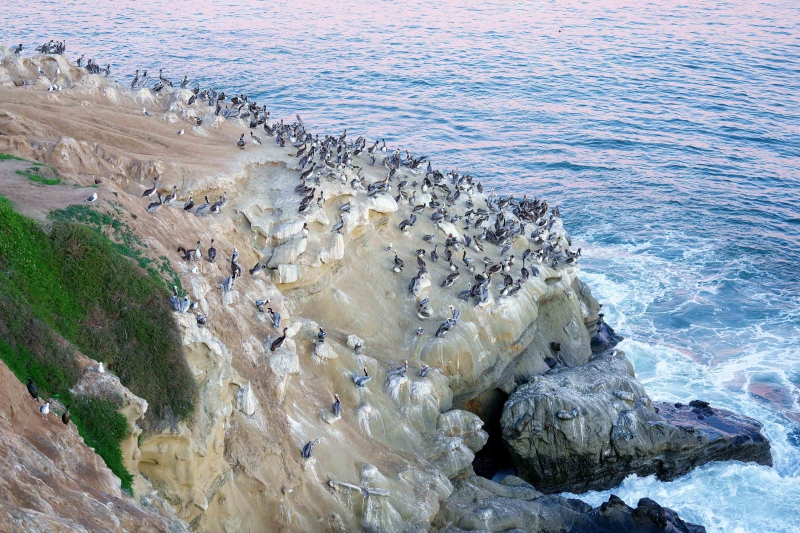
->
465;388;515;480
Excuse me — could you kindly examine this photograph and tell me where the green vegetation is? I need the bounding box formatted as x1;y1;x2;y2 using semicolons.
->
0;152;26;161
15;169;60;185
50;204;182;291
71;397;133;493
0;195;196;492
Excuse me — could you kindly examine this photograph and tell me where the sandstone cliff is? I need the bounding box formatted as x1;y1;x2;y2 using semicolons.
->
0;48;766;533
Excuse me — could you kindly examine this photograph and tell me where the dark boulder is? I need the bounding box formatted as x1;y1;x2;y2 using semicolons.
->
501;350;772;494
433;474;706;532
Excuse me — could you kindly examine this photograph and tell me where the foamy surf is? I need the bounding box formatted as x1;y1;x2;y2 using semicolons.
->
572;251;800;532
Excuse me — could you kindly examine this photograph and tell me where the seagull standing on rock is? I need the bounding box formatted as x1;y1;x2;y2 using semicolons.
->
84;192;97;203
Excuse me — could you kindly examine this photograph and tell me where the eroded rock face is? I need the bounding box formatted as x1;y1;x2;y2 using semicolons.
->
0;53;765;532
433;474;705;533
0;362;189;533
501;350;772;494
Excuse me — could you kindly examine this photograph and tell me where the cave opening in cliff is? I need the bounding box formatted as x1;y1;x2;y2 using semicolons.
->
467;388;516;480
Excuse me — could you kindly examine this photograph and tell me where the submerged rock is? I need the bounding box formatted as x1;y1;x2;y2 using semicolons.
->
433;474;705;533
501;350;772;494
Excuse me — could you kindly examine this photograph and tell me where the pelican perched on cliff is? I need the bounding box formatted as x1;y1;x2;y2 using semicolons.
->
389;360;409;377
419;364;430;378
332;394;341;417
230;255;242;279
178;241;201;262
142;178;158;198
237;133;246;149
207;239;217;262
353;367;371;388
249;262;264;276
418;297;432;319
146;193;163;213
195;195;211;216
301;439;320;458
266;308;281;329
393;253;404;273
170;286;181;311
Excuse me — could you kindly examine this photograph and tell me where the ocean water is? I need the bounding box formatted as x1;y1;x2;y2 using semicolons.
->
2;0;799;531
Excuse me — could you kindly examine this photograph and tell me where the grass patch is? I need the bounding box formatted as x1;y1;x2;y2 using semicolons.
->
0;194;197;492
0;195;195;422
1;152;44;166
50;204;182;291
71;397;134;494
15;169;60;185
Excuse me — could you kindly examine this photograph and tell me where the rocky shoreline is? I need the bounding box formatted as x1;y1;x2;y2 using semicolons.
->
501;350;771;495
0;48;772;532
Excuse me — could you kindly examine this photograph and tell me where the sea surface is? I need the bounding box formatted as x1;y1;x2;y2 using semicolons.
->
3;1;799;531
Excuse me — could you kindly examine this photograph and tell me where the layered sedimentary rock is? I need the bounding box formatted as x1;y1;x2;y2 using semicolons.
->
433;474;705;533
501;350;772;493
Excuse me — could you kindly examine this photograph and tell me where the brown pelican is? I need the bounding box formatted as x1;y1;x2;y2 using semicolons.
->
353;367;371;387
146;193;163;213
301;438;320;458
142;178;158;197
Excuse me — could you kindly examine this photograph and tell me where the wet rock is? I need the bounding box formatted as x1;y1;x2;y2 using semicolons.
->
501;350;772;494
433;474;705;533
590;316;624;354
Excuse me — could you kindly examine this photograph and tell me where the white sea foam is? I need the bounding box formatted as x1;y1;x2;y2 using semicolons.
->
572;244;800;532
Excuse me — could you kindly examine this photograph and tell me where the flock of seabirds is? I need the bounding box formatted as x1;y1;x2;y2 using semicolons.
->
18;42;581;459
